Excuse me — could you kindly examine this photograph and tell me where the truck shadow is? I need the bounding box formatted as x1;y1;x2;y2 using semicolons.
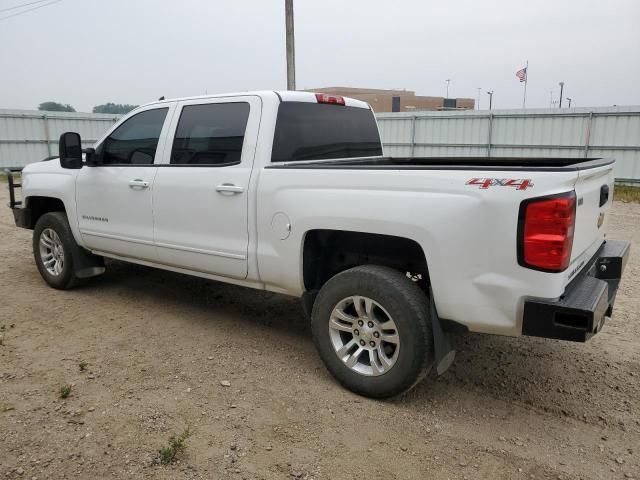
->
83;259;311;338
82;260;631;422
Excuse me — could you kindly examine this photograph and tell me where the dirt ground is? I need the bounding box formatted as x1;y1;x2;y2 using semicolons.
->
1;188;638;480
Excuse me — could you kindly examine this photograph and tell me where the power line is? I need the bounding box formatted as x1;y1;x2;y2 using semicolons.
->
0;0;50;13
0;0;62;21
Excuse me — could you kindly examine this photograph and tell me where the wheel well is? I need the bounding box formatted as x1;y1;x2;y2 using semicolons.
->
25;196;66;229
302;230;430;292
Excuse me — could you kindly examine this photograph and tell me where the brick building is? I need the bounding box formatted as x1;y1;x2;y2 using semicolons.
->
304;87;475;112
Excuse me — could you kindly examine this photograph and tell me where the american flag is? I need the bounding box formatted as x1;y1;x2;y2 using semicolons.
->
516;67;527;82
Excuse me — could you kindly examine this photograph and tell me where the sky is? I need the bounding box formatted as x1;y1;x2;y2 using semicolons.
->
0;0;639;112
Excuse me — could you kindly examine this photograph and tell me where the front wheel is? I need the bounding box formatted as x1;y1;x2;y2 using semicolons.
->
311;265;434;398
33;212;83;290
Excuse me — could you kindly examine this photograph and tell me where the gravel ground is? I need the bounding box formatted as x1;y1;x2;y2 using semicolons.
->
0;188;638;480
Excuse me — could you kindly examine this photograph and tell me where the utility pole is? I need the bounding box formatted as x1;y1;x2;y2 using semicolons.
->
549;90;553;108
476;87;481;110
558;81;564;108
445;79;451;98
487;90;494;110
285;0;296;91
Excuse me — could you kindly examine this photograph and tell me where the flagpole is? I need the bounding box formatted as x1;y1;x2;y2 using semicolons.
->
522;60;528;109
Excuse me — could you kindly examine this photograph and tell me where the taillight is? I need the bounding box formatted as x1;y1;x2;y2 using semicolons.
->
315;93;345;105
518;191;576;272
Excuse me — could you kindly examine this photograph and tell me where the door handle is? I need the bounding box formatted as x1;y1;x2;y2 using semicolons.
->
215;183;244;195
129;179;150;189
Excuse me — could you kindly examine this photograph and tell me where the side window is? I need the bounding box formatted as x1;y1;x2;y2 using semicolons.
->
98;108;168;165
170;102;250;166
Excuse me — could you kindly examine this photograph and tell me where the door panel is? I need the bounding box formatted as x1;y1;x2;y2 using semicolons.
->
152;97;261;279
153;165;252;276
76;166;158;260
76;105;173;261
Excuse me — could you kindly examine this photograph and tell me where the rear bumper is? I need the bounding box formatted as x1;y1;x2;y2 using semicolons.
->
522;240;630;342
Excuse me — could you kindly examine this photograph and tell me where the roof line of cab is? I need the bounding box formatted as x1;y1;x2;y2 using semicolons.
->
138;90;371;111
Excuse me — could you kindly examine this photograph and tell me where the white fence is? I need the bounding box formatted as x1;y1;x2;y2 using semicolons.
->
0;109;120;168
2;106;640;183
377;106;640;183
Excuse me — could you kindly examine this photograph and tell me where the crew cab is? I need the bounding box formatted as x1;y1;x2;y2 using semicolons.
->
5;91;629;398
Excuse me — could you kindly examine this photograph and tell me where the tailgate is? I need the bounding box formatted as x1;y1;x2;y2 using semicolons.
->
569;162;615;276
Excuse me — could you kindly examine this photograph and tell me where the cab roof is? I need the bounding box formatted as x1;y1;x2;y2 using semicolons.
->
143;90;371;110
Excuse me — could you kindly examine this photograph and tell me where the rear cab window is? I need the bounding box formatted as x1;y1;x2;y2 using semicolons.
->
271;102;382;162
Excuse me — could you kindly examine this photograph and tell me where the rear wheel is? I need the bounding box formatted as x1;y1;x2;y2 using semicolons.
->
33;212;83;290
311;265;433;398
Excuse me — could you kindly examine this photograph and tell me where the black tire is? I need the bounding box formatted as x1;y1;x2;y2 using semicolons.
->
311;265;433;398
33;212;83;290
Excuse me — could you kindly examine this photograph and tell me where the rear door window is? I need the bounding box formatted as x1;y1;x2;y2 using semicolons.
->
170;103;250;166
271;103;382;162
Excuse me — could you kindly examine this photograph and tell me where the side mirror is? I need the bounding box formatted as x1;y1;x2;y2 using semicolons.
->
59;132;83;169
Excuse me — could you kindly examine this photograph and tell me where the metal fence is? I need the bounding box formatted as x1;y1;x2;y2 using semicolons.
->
377;106;640;183
0;109;120;168
2;106;640;183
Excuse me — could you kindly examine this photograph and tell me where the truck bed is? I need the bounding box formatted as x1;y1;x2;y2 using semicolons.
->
266;156;614;171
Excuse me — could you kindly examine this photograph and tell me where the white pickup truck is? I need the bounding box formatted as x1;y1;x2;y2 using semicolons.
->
5;91;629;398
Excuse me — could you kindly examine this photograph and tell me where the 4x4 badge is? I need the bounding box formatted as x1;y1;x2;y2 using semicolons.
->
466;178;533;190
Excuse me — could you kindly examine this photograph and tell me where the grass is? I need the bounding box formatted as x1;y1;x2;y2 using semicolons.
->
158;429;191;465
78;360;88;372
58;384;72;399
614;185;640;203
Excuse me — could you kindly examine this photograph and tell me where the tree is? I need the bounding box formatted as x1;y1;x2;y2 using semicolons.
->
38;102;76;112
92;103;138;114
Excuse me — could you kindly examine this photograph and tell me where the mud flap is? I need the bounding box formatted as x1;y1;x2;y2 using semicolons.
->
301;290;319;320
429;287;456;375
70;243;105;279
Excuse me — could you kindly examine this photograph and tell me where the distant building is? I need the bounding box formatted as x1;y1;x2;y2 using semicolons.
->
304;87;475;112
